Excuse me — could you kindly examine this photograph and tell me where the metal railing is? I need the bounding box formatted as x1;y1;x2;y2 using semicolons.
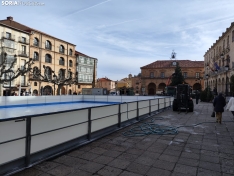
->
45;45;52;50
59;61;65;65
33;42;39;47
33;56;39;61
18;37;29;44
1;32;15;40
18;51;28;57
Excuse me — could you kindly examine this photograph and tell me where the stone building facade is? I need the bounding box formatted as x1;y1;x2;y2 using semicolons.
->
204;22;234;95
0;22;31;96
76;51;97;94
96;77;115;92
0;16;98;96
140;60;204;95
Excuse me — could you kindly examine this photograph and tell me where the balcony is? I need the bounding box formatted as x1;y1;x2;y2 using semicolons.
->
0;47;15;54
1;32;15;41
59;61;65;66
33;42;39;47
45;45;52;50
18;51;28;57
59;50;65;54
18;37;29;44
33;56;39;61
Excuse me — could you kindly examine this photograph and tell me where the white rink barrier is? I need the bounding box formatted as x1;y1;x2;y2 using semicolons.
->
0;95;173;175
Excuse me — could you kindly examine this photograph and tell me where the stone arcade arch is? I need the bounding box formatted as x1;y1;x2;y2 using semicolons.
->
43;85;53;95
148;83;156;95
193;83;201;91
158;83;166;91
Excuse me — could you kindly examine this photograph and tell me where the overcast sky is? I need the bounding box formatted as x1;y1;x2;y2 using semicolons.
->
1;0;234;80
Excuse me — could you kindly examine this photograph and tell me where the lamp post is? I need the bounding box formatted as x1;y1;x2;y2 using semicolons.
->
53;74;57;95
225;65;229;97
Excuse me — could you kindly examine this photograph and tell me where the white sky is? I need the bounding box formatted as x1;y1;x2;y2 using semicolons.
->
1;0;234;80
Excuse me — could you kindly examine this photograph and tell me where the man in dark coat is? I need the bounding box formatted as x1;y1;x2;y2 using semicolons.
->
213;93;226;124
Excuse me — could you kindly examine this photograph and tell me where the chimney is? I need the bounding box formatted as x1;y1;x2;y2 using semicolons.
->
7;16;13;21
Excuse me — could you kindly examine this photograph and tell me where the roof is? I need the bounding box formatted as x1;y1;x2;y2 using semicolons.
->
75;50;97;60
97;77;113;82
0;22;31;34
0;17;76;46
141;60;204;69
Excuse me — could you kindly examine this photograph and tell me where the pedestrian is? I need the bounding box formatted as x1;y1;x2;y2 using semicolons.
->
213;92;226;124
195;90;200;104
226;97;234;117
213;87;217;96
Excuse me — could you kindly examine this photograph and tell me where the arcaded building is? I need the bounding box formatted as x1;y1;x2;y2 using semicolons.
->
204;22;234;95
0;16;76;95
140;60;204;95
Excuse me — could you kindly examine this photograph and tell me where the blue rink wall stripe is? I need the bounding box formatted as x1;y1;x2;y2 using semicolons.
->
0;101;120;109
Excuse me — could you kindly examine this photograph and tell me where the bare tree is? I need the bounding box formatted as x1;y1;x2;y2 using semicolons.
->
31;65;78;95
0;53;34;95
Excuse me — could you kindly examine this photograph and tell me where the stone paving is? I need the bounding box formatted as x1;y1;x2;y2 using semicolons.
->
13;100;234;176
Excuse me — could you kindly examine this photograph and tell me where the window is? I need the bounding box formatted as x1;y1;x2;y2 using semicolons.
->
84;58;87;64
150;72;154;78
45;40;51;50
232;30;234;42
45;67;52;80
59;45;64;53
33;67;39;78
227;35;229;47
58;69;65;80
20;59;26;70
34;38;39;46
34;82;37;86
223;40;225;50
59;57;64;65
45;54;52;63
6;32;11;39
78;85;80;88
183;72;187;78
34;52;39;61
21;45;26;54
79;56;84;63
160;72;165;78
21;75;25;86
195;72;200;78
69;49;73;56
69;60;73;67
21;37;26;43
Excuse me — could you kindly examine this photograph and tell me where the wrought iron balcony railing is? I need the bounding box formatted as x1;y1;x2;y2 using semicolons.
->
18;51;28;57
18;37;29;44
1;32;15;40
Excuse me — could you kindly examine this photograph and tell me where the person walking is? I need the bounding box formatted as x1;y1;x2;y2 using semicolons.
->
213;93;226;124
226;97;234;117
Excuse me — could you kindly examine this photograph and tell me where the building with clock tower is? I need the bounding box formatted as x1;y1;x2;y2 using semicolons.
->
140;59;204;95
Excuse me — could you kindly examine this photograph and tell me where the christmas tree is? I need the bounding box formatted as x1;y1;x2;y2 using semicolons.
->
170;63;185;86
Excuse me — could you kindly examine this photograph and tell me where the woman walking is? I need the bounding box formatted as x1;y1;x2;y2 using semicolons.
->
226;97;234;116
213;93;226;124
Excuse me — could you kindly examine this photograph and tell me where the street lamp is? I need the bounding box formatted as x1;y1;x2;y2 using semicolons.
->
225;65;229;96
53;73;57;95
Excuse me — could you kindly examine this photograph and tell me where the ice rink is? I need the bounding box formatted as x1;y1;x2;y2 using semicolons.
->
0;102;118;120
